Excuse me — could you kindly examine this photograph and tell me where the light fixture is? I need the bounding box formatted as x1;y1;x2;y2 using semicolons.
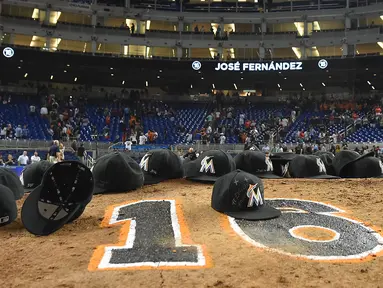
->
322;82;326;87
159;70;162;73
18;66;21;69
241;77;243;80
367;81;371;85
212;84;215;89
201;77;204;80
74;77;77;82
157;76;160;79
372;86;376;90
303;88;305;91
110;67;113;70
50;75;54;80
64;70;67;73
277;83;280;87
111;74;114;76
146;81;149;87
284;77;287;80
122;80;125;84
67;64;70;67
190;84;193;89
234;83;237;90
366;68;369;71
279;88;282;91
299;83;303;87
24;73;28;78
374;74;377;77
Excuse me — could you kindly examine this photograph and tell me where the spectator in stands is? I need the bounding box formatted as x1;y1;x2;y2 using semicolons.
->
0;126;6;139
139;133;147;145
186;132;193;144
29;104;36;116
124;139;132;151
40;106;48;118
18;151;29;166
59;143;65;160
0;155;3;166
5;154;15;166
15;125;22;140
71;140;78;152
6;124;14;139
22;125;29;139
31;151;41;164
77;143;85;164
219;133;226;144
48;140;60;163
131;23;135;34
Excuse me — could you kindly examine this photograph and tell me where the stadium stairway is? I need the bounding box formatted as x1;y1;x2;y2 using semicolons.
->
344;127;383;143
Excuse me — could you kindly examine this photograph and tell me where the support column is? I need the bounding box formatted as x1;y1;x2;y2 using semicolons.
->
46;37;51;51
91;14;97;26
0;31;3;45
177;46;182;60
300;45;307;59
259;46;265;59
217;46;223;59
261;20;267;33
346;0;349;8
0;3;2;15
9;34;14;45
91;40;97;55
44;8;51;25
136;19;142;34
178;20;184;32
252;24;256;33
345;16;351;30
188;47;192;58
342;43;348;57
304;20;308;36
125;0;130;9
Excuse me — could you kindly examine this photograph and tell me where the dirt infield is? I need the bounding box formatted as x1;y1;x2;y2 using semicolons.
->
1;179;383;288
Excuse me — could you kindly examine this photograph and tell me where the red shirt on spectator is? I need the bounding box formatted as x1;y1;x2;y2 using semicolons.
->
245;120;251;129
352;112;358;120
106;115;111;125
375;107;382;114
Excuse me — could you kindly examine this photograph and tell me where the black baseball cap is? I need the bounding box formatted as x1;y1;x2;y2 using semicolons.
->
270;152;297;177
21;161;94;236
338;156;383;178
0;167;24;200
211;170;281;220
184;150;236;183
0;184;17;227
314;151;336;176
288;155;339;179
332;150;375;177
139;149;183;185
20;161;53;192
92;152;144;194
235;151;281;178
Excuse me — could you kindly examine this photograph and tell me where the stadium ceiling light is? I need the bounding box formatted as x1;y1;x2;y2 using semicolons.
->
372;86;376;90
67;64;70;67
367;81;371;85
50;75;54;80
329;75;332;78
159;70;162;73
24;73;28;78
322;82;326;87
366;68;369;71
122;80;125;85
74;77;77;82
299;83;303;87
190;84;193;89
18;66;21;69
374;74;377;77
279;88;282;91
64;70;67;73
201;77;204;80
110;67;113;70
157;76;160;78
277;84;280;87
303;88;306;91
146;81;149;87
111;74;114;76
284;77;287;80
212;84;215;89
234;83;238;90
241;77;243;80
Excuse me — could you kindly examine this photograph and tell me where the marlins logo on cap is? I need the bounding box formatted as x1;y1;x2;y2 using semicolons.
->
316;158;327;173
247;183;263;208
140;153;151;172
379;160;383;174
200;156;215;174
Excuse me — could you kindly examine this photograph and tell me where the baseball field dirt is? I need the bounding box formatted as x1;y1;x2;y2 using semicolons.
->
1;178;383;288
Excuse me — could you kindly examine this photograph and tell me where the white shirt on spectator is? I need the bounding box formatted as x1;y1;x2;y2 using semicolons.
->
125;140;132;151
220;135;226;144
40;107;48;115
30;105;36;113
139;135;147;145
18;155;29;165
130;134;137;143
31;155;41;163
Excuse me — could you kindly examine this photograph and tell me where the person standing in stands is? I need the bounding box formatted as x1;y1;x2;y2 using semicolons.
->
5;154;15;166
22;125;29;139
15;125;22;140
48;140;60;163
77;143;85;164
17;151;29;166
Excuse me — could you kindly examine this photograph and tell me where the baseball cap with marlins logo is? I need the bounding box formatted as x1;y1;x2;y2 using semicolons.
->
139;149;183;185
211;170;281;220
235;151;281;178
288;155;339;179
183;150;236;183
0;184;17;227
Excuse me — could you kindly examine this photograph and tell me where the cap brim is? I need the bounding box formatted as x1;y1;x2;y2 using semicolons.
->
309;174;340;179
93;185;107;195
143;172;169;185
185;174;218;183
21;185;81;236
255;173;282;179
226;205;281;221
